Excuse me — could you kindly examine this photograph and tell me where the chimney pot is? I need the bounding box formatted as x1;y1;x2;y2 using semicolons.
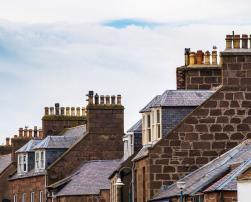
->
189;52;196;65
233;35;241;49
100;95;105;104
205;51;211;65
71;107;75;116
184;48;190;66
50;107;54;115
55;103;60;115
105;95;110;105
44;107;49;116
111;95;116;104
212;50;218;65
94;93;99;105
38;129;43;139
28;129;33;138
34;126;38;137
19;128;23;137
60;107;65;115
87;91;94;105
225;35;233;49
66;107;70;116
117;95;122;105
76;107;81;116
196;50;204;65
242;34;248;49
24;128;28;138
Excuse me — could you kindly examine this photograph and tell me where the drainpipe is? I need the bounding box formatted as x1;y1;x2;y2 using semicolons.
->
131;161;135;202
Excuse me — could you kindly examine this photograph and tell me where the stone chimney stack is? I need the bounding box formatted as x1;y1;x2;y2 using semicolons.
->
222;33;251;88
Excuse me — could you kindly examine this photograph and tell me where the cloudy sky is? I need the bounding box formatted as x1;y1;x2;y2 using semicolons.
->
0;0;251;143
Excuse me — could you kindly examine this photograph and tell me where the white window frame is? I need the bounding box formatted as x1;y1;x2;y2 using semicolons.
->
30;192;34;202
39;191;43;202
13;194;17;202
22;193;26;202
18;153;28;175
35;150;46;172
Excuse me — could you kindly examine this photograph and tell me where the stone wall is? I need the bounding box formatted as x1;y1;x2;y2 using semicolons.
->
134;157;150;202
176;66;222;90
56;190;110;202
204;191;237;202
47;103;124;185
0;163;16;201
136;49;251;199
9;175;46;202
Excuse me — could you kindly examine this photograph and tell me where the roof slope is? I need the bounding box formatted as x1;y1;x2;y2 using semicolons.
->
55;160;120;196
34;125;86;149
16;139;42;153
0;154;11;174
140;90;214;113
127;119;142;133
152;139;251;200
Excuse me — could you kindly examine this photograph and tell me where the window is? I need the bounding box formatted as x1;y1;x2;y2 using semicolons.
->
30;192;34;202
35;151;46;172
18;154;28;174
22;193;26;202
13;194;17;202
156;109;161;139
39;191;43;202
147;114;151;142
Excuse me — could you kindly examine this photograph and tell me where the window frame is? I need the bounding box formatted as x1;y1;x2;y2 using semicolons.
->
35;150;46;172
22;193;26;202
30;192;34;202
39;191;43;202
17;153;28;174
13;194;17;202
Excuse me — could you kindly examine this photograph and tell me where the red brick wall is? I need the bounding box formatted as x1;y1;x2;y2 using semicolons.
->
176;66;222;90
136;51;251;199
9;175;46;202
0;163;16;201
47;104;124;185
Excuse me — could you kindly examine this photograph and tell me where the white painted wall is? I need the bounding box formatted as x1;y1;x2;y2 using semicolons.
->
237;181;251;202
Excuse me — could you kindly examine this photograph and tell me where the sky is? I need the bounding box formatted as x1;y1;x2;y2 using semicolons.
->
1;0;251;143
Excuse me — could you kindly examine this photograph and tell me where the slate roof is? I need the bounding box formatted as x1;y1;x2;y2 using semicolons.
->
33;125;86;150
16;139;42;153
140;90;214;113
9;169;46;180
204;160;251;192
54;160;121;196
152;139;251;201
127;119;142;133
0;154;11;174
132;145;151;161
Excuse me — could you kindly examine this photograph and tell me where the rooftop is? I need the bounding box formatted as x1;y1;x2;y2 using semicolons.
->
16;139;42;153
127;119;142;133
0;154;12;174
140;90;214;113
54;160;121;196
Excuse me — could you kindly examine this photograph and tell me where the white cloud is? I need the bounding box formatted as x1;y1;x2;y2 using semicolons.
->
1;21;251;143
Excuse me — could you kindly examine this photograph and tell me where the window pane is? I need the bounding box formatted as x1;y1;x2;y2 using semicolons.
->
147;115;151;127
39;191;43;202
157;110;160;123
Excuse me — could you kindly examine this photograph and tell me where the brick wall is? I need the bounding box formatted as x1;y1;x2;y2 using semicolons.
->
162;107;195;137
135;50;251;199
9;175;46;202
176;66;222;90
0;163;16;201
47;103;124;185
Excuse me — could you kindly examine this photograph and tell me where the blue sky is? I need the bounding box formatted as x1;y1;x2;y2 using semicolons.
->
1;0;251;143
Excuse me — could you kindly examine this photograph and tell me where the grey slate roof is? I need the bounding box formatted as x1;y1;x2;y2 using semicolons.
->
16;139;42;153
132;145;151;161
127;119;142;133
152;139;251;201
140;90;214;113
0;154;11;174
204;160;251;192
9;168;46;180
33;125;86;150
55;160;121;196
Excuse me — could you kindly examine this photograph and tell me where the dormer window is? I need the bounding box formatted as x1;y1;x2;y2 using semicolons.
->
35;150;46;172
142;108;162;145
17;153;28;174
